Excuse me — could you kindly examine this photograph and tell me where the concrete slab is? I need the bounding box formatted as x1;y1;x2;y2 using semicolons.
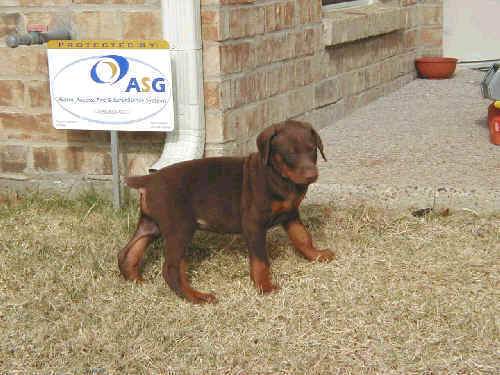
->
307;68;500;214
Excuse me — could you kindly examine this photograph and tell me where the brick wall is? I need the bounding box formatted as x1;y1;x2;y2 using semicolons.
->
202;0;443;156
0;0;443;194
0;0;163;185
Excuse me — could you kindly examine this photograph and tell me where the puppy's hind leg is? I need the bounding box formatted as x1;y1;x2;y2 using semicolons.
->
118;214;160;282
161;223;216;304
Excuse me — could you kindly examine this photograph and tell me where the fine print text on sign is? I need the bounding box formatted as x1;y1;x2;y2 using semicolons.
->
47;40;174;132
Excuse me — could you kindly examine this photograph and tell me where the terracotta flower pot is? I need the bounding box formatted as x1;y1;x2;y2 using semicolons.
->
415;57;458;79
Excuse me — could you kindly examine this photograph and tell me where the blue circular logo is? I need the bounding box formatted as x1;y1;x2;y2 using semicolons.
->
90;55;129;84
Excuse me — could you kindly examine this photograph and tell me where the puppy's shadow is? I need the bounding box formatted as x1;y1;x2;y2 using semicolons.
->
139;231;246;277
138;203;334;276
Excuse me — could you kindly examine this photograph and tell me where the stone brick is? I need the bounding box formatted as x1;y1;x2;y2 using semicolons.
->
73;0;146;4
247;102;266;136
254;70;267;101
401;5;418;28
0;145;27;173
404;29;418;49
420;27;442;47
419;5;442;25
122;12;162;39
223;109;244;141
366;63;382;88
324;46;344;76
223;104;265;143
278;61;295;94
302;58;314;86
201;0;219;5
227;6;265;39
219;79;232;110
266;94;289;125
28;80;51;110
71;0;107;3
315;77;340;108
72;11;120;40
399;52;418;74
0;47;48;75
0;113;89;142
311;51;326;83
58;146;112;174
0;113;47;137
205;110;224;143
58;146;85;173
230;73;262;108
24;12;61;29
202;43;221;77
0;80;24;107
1;1;19;6
288;86;314;118
18;0;70;5
379;31;405;60
122;131;164;144
201;10;221;41
295;59;306;87
204;81;220;110
323;5;403;47
220;41;253;74
297;0;321;24
221;0;255;4
295;28;316;57
265;1;295;32
421;46;443;58
0;13;21;40
265;66;281;98
340;70;367;97
342;40;373;72
33;147;58;171
255;31;295;67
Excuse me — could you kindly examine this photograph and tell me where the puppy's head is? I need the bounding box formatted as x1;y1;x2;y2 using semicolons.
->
257;120;326;185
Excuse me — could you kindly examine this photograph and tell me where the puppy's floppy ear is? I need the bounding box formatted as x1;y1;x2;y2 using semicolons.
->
257;124;278;165
312;128;327;162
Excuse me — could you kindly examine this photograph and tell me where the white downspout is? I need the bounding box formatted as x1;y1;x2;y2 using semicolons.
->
150;0;205;171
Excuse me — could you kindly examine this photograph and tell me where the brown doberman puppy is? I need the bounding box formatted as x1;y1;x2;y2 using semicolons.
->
118;120;334;303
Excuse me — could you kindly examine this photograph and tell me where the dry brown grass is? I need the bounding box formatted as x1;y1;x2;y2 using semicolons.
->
0;192;498;374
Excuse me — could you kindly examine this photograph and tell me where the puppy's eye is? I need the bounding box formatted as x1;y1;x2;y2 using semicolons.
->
282;152;297;166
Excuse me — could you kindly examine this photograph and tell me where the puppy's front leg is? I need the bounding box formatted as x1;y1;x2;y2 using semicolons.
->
244;224;280;294
283;216;335;262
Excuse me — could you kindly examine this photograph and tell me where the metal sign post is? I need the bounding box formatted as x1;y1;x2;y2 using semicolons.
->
110;131;120;209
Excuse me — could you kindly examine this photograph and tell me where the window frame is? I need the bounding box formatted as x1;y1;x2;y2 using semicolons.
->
322;0;374;11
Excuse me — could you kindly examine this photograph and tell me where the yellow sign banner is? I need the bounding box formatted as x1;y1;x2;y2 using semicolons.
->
47;40;170;49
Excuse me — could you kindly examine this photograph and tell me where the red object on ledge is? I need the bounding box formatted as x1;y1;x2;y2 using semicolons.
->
415;57;458;79
487;103;500;145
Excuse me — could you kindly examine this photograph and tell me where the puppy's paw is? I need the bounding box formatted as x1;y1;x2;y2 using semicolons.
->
133;276;149;284
189;291;217;304
315;249;335;262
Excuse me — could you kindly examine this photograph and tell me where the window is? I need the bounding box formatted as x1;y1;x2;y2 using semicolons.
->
323;0;373;10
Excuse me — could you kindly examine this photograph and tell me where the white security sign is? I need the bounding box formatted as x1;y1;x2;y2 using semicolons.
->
47;40;174;132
